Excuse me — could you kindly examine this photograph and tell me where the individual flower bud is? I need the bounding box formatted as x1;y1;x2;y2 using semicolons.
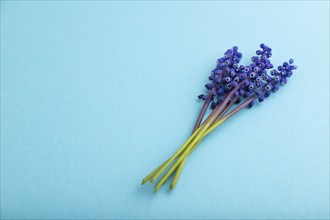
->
227;49;233;54
227;81;238;90
265;75;273;82
230;81;238;88
258;95;265;102
239;72;247;79
198;94;208;100
255;90;262;97
205;83;213;90
243;80;251;86
255;76;262;82
280;77;287;85
216;88;224;95
230;69;236;76
217;58;225;64
251;56;259;62
239;88;245;95
266;83;273;91
249;72;257;78
247;101;255;108
211;101;217;109
270;69;277;75
245;66;251;72
272;83;280;92
224;77;232;83
225;59;232;65
256;82;264;87
285;65;292;71
274;75;281;81
258;62;265;69
264;90;271;98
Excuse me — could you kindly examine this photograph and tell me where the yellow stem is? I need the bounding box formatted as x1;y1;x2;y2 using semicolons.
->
147;124;205;183
170;119;226;189
141;157;171;185
169;103;233;189
154;123;212;190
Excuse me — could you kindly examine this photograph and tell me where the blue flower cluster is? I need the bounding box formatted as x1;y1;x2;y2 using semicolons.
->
198;44;297;109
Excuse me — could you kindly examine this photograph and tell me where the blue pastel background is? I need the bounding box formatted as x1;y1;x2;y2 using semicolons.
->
1;1;329;219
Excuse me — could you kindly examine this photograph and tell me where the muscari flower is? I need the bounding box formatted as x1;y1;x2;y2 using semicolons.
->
142;44;297;192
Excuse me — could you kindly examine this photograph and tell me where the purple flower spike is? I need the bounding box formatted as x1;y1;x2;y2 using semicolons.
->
198;44;296;126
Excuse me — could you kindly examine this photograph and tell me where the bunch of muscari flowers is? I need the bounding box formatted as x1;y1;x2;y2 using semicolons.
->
141;44;297;192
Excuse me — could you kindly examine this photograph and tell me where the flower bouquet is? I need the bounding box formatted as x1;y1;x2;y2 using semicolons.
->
141;44;297;192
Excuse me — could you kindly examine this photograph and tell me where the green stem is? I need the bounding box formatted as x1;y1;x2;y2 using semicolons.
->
147;124;205;183
154;119;214;191
170;97;239;189
141;157;172;185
